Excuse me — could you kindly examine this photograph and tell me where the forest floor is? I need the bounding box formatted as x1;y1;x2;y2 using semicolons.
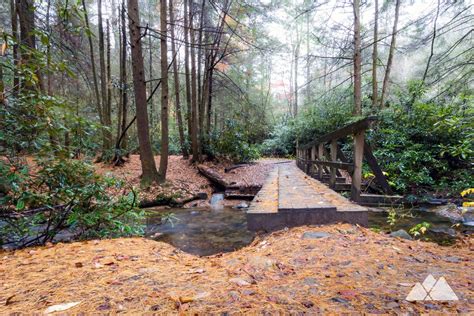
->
0;224;472;314
95;155;281;207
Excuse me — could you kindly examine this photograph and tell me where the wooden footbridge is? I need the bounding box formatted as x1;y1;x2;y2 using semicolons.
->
247;116;401;232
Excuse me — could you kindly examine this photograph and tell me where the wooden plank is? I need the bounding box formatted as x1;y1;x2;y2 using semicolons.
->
363;140;394;195
311;146;317;175
351;131;365;202
321;145;341;176
329;140;337;188
317;143;324;179
299;159;354;171
299;116;377;150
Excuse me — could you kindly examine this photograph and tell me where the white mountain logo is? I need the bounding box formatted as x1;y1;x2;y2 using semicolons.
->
406;274;458;301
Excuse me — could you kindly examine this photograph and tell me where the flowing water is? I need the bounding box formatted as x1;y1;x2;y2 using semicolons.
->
146;206;473;256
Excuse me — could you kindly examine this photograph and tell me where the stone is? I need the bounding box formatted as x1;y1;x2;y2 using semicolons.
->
234;202;249;209
429;227;457;237
389;229;412;240
431;203;463;222
302;231;331;239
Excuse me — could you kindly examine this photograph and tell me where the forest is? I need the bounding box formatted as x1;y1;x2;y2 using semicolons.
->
0;0;473;313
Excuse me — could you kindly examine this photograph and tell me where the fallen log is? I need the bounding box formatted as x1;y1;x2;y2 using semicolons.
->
139;192;208;209
197;164;234;188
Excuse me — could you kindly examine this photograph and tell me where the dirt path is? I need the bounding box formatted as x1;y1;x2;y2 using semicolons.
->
1;224;472;314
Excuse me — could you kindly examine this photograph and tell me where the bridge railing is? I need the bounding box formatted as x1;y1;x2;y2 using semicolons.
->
296;116;392;203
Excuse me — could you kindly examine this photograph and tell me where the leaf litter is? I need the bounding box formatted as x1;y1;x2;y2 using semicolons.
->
0;224;472;314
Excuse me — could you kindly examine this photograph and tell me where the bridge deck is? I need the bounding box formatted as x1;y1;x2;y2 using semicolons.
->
247;162;368;231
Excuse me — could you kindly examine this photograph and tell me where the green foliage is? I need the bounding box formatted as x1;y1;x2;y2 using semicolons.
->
0;158;144;248
208;119;261;162
409;222;431;237
371;99;473;195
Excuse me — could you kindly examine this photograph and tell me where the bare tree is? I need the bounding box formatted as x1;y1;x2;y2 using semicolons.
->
159;0;169;182
380;0;401;108
372;0;378;109
352;0;362;115
189;0;200;162
128;0;160;185
169;0;188;158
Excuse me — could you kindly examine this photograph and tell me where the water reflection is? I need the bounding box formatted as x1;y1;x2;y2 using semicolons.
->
146;207;255;256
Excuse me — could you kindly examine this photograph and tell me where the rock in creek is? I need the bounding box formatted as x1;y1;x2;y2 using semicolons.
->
389;229;413;240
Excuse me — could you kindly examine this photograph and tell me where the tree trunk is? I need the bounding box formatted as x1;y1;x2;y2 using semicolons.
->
16;0;44;92
380;0;400;109
294;28;300;117
81;0;102;127
127;0;160;185
169;0;188;158
97;0;112;156
352;0;362;116
197;0;206;158
120;1;128;152
10;0;19;97
372;0;378;109
189;0;200;162
106;19;112;145
184;0;192;149
421;0;440;85
158;0;169;182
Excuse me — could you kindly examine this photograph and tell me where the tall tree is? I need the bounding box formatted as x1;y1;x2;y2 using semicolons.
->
97;0;112;155
119;0;128;152
372;0;379;109
158;0;169;181
189;0;200;162
183;0;192;148
16;0;43;92
380;0;401;108
169;0;188;159
352;0;362;115
81;0;102;133
128;0;160;185
10;0;19;97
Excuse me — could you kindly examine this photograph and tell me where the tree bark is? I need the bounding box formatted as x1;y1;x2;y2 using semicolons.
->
127;0;160;185
16;0;44;92
372;0;378;109
184;0;192;149
380;0;400;109
97;0;112;155
120;1;128;152
10;0;19;97
158;0;169;182
81;0;102;127
352;0;362;116
421;0;440;85
189;0;200;162
169;0;188;158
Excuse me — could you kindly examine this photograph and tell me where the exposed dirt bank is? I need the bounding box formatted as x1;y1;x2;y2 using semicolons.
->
1;224;472;314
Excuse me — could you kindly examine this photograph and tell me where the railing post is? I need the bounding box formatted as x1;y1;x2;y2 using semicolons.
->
311;145;317;176
317;143;324;180
329;139;337;188
351;131;365;202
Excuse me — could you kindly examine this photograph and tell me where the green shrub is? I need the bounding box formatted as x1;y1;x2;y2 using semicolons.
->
0;158;144;248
